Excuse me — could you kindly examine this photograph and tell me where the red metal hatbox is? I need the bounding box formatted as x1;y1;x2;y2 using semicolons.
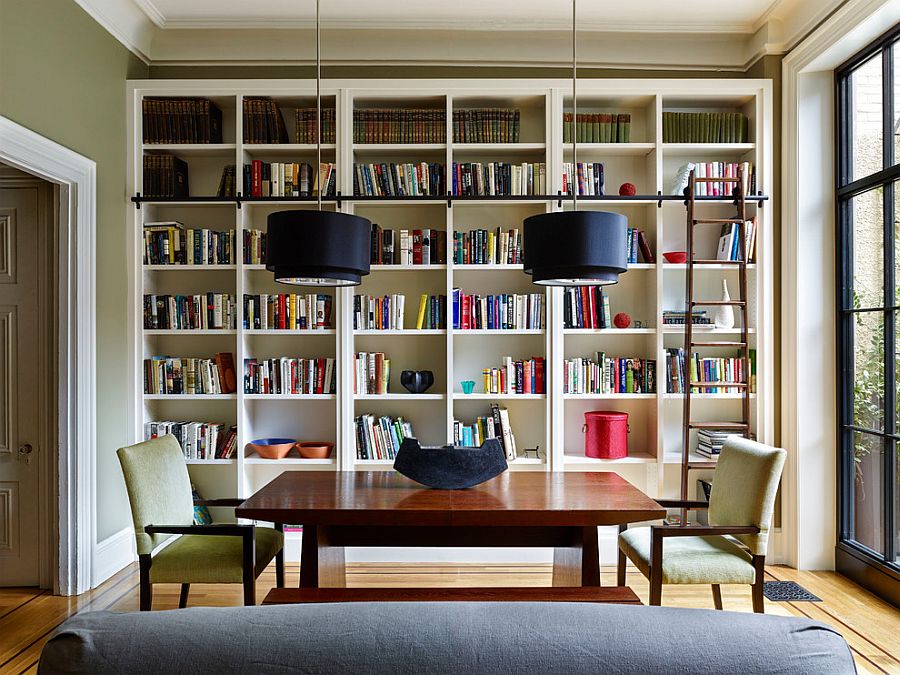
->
583;411;629;459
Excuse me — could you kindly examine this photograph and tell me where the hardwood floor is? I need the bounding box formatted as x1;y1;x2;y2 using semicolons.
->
2;563;898;674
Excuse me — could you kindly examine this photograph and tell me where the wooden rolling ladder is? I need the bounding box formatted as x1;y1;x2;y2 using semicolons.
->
680;167;752;510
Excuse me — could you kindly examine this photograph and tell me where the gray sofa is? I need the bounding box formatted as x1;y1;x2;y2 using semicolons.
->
39;602;855;674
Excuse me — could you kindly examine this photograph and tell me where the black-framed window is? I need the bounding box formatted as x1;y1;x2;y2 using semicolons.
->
836;21;900;601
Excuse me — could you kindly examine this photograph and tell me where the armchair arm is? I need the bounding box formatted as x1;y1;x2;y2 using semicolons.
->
193;498;244;507
144;523;254;537
656;499;709;510
652;524;759;538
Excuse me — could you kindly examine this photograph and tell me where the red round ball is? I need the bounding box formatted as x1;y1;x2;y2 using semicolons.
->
614;312;632;329
618;182;637;196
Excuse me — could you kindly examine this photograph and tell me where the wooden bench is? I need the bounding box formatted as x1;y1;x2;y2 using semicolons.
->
263;586;641;605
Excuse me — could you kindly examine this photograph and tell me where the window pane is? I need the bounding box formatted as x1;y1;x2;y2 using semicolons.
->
850;432;885;554
853;310;884;431
894;44;900;166
852;187;885;309
851;53;883;182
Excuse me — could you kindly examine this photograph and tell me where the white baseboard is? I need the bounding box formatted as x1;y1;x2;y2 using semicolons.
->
283;528;620;566
92;527;136;587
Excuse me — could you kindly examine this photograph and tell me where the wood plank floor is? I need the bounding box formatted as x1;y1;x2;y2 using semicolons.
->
1;563;898;674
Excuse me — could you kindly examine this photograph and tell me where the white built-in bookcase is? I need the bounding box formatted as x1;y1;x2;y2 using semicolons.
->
126;79;773;518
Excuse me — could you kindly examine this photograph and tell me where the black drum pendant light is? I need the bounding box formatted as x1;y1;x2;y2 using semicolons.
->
522;0;627;287
266;0;370;286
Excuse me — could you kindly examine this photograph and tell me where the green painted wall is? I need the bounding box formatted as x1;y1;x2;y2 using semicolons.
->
0;0;149;541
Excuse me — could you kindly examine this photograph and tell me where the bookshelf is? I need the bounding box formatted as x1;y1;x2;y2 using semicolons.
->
127;80;773;540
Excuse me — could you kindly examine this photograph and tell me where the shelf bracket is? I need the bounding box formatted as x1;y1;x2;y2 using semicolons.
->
133;192;141;210
336;190;342;209
236;192;242;210
557;190;563;209
756;192;764;208
447;191;452;209
657;191;663;209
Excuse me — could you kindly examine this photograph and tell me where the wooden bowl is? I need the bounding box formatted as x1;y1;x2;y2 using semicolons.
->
663;251;688;264
296;442;334;459
247;438;297;460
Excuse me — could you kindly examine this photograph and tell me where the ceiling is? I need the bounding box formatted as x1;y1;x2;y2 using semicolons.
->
74;0;844;67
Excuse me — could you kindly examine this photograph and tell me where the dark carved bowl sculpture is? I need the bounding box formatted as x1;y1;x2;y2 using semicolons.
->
400;370;434;394
393;437;508;489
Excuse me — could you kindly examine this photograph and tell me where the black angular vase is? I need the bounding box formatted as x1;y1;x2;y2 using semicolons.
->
400;370;434;394
393;437;508;489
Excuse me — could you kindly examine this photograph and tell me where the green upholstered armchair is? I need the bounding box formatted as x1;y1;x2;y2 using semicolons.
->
117;435;285;610
616;436;786;613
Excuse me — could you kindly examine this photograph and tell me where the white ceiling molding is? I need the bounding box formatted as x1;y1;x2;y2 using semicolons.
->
71;0;850;67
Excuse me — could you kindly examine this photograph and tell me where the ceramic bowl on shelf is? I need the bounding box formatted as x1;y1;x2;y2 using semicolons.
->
296;441;334;459
663;251;688;264
400;370;434;394
247;438;297;460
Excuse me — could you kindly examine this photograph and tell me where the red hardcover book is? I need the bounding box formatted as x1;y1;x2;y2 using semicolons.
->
315;357;326;394
461;293;471;330
534;357;545;394
252;160;262;197
278;295;286;330
637;230;655;264
523;359;532;394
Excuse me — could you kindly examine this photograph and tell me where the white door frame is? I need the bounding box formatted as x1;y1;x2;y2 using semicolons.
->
0;116;97;595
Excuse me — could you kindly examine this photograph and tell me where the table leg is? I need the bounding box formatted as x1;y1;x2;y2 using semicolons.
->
300;525;346;588
552;527;601;587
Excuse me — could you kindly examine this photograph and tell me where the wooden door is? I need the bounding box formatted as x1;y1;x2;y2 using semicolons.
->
0;182;44;585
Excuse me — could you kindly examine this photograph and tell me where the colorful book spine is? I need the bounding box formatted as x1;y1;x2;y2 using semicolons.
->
243;357;336;395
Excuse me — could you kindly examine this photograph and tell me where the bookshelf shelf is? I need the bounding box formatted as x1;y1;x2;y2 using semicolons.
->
664;263;757;271
129;78;772;512
663;393;757;400
184;459;237;465
143;329;238;335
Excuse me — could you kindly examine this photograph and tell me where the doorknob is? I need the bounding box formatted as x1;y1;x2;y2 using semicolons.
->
18;443;33;464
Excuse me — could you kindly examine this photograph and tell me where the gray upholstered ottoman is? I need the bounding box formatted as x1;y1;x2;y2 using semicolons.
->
39;601;855;674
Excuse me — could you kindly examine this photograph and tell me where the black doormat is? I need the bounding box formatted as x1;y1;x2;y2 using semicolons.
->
763;581;821;602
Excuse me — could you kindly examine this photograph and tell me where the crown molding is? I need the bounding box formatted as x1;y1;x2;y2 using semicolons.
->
71;0;155;62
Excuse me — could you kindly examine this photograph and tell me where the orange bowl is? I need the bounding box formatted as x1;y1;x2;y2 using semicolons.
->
247;438;296;460
296;442;334;459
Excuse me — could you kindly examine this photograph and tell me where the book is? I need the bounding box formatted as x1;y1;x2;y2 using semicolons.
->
145;421;235;460
143;153;189;198
214;352;237;394
355;414;414;460
451;162;546;196
354;108;446;144
453;228;521;265
354;352;391;394
413;294;446;330
561;162;604;196
142;97;223;144
662;111;748;143
353;294;406;330
452;290;545;330
353;162;445;196
479;357;546;394
143;293;236;330
563;355;656;394
665;348;751;394
453;109;521;143
244;357;336;395
242;293;332;330
144;355;231;395
295;107;336;144
242;98;288;144
563;112;631;143
241;161;336;197
143;223;236;266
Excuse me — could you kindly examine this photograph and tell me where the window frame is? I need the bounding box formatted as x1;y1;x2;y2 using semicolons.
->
835;21;900;586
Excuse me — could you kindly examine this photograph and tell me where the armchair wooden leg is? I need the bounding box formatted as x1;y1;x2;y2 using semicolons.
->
711;584;723;610
243;526;257;606
616;525;627;587
649;533;663;606
751;555;766;614
275;523;285;589
138;554;153;611
179;584;190;609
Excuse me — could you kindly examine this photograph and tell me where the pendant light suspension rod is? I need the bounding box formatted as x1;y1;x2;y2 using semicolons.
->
316;0;322;211
571;0;577;213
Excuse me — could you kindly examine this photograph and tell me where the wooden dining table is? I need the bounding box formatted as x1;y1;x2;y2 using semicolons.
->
236;470;665;588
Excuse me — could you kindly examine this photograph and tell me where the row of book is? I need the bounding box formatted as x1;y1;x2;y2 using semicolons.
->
243;98;289;144
353;109;445;144
453;228;521;266
626;228;653;264
415;294;447;330
353;162;445;197
562;287;612;329
243;357;336;395
451;162;547;196
662;112;749;143
664;348;756;394
143;223;237;266
142;97;223;144
453;109;521;143
562;113;632;144
716;218;757;263
354;352;391;395
480;356;546;395
354;294;406;331
355;415;414;460
369;225;447;265
143;353;237;395
243;161;337;198
563;355;657;395
696;430;738;459
662;310;714;327
688;162;755;197
144;421;237;460
244;229;266;264
454;404;517;460
143;154;189;198
243;294;333;330
295;108;336;144
452;291;545;331
143;293;237;331
562;162;604;197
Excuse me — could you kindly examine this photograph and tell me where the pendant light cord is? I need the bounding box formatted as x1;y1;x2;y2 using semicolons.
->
572;0;577;213
316;0;322;211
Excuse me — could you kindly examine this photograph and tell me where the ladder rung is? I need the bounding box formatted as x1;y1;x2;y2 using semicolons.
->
694;177;742;183
688;422;749;430
693;219;741;225
690;259;745;265
690;341;747;347
689;382;748;388
690;301;747;308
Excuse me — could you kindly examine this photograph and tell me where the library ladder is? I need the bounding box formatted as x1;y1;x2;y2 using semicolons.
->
680;167;752;512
